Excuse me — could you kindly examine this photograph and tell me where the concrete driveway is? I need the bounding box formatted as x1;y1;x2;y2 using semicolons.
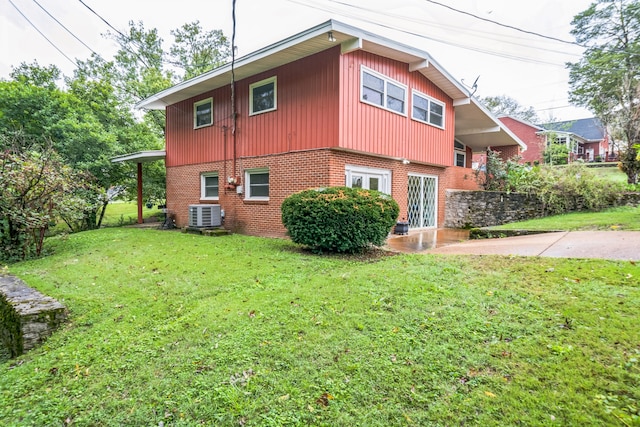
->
387;230;640;261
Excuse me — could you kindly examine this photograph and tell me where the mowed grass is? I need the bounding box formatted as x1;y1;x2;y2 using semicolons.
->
492;205;640;231
1;229;638;425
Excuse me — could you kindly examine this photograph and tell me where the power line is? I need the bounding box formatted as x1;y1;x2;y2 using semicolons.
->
31;0;99;57
326;0;581;58
289;0;568;67
77;0;151;69
7;0;78;68
421;0;582;47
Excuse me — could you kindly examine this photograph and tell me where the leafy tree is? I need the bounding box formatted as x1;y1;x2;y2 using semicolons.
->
170;21;231;80
481;95;540;123
0;79;114;230
0;134;93;261
9;61;61;89
568;0;640;183
543;143;571;165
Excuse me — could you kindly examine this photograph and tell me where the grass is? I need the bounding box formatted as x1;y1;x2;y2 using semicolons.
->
1;228;638;426
491;205;640;231
101;201;161;227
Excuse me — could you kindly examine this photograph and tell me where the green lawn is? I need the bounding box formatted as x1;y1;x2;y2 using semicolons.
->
1;229;638;426
492;205;640;231
101;201;161;227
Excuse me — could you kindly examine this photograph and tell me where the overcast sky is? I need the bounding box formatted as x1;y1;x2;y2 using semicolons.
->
1;0;594;121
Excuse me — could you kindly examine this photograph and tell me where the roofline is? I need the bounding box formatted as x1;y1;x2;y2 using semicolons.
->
497;115;545;131
136;19;471;110
475;102;527;151
111;150;166;163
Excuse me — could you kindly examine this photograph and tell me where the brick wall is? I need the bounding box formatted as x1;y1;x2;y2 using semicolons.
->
166;149;480;237
445;190;640;228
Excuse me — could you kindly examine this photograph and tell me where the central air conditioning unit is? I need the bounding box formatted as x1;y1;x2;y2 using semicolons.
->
188;204;222;227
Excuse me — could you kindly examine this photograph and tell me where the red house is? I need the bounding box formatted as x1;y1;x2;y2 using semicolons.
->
133;20;524;237
473;116;612;167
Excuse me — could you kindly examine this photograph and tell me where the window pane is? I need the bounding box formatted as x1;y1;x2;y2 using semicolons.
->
456;153;465;167
454;140;465;150
387;96;404;113
369;177;379;191
387;83;404;101
387;83;405;113
363;72;384;91
196;101;212;127
250;172;269;185
362;72;384;106
204;176;218;197
351;175;363;188
363;87;383;105
249;172;269;197
430;102;443;126
413;94;428;110
252;82;275;113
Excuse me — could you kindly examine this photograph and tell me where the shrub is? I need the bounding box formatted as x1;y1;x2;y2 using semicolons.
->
281;186;399;254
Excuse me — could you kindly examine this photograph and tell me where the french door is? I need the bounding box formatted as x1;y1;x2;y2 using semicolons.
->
407;174;437;229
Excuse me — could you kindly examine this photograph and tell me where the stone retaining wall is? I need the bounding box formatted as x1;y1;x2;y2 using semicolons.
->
0;275;68;358
445;190;640;228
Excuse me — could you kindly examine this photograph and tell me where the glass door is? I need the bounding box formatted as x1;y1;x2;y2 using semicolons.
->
407;174;437;228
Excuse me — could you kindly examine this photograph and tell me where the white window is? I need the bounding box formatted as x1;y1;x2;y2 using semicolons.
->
250;76;277;115
412;90;445;128
194;98;213;129
345;165;392;194
201;173;219;200
454;140;466;167
245;168;269;200
360;66;407;115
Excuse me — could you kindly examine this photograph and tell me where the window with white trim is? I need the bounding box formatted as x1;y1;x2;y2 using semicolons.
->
412;90;445;128
249;76;277;115
360;66;407;115
245;168;269;200
201;172;219;200
194;98;213;128
454;140;466;167
345;165;391;194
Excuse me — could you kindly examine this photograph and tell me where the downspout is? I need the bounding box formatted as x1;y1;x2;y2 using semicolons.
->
231;0;238;183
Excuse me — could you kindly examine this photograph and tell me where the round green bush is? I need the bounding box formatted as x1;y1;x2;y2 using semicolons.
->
281;186;399;253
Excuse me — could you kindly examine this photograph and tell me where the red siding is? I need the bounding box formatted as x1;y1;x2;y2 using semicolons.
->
339;50;455;166
497;117;546;164
165;47;341;168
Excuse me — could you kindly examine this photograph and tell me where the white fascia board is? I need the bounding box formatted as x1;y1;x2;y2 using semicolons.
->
471;98;527;151
137;19;473;110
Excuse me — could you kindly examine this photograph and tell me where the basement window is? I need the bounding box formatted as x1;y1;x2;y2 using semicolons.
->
201;172;219;200
245;168;270;200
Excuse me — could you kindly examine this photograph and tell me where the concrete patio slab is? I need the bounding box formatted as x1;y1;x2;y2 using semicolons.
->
387;230;640;261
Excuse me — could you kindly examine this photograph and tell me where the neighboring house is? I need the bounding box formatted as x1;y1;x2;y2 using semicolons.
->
543;118;611;162
474;116;612;167
129;20;524;237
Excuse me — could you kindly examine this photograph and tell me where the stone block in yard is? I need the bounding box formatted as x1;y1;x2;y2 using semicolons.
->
0;275;68;358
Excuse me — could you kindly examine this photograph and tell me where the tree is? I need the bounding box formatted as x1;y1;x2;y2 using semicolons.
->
170;21;231;80
568;0;640;184
481;95;540;123
0;133;92;261
9;61;61;89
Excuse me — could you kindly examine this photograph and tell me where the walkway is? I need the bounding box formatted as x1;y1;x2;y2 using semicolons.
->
386;230;640;261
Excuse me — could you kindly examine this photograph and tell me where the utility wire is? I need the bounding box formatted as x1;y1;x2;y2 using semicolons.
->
327;0;581;57
7;0;78;67
421;0;581;47
31;0;99;57
290;0;567;67
77;0;152;69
